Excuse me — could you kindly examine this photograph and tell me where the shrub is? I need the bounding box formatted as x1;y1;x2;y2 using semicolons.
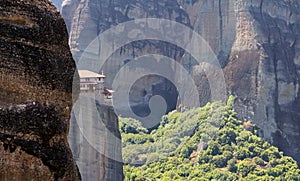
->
119;117;148;134
197;151;212;164
207;141;221;155
234;147;251;160
253;157;265;166
237;159;256;177
211;155;227;168
227;158;237;172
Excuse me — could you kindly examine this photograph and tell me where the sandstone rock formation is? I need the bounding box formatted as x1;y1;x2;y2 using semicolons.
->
188;0;300;164
64;0;300;165
0;0;81;180
62;0;191;123
69;98;123;181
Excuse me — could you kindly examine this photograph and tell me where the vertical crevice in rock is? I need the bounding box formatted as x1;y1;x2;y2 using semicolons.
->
219;0;223;49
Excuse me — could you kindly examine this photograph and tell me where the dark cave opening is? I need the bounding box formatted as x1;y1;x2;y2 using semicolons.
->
129;75;179;118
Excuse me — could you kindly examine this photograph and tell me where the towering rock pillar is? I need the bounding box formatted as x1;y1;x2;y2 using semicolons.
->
0;0;81;180
69;99;123;181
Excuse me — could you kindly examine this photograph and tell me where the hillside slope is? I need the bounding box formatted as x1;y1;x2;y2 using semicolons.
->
121;97;300;180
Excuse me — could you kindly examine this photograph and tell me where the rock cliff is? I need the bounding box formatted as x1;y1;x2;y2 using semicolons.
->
189;0;300;164
62;0;300;166
69;98;123;181
50;0;64;11
61;0;80;32
0;0;81;180
62;0;190;121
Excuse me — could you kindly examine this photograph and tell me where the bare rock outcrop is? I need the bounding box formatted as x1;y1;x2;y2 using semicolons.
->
191;0;300;164
69;99;123;181
62;0;191;123
0;0;81;180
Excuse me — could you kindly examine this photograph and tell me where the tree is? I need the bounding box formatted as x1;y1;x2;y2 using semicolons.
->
197;151;212;164
119;117;148;134
122;99;300;180
178;146;193;158
227;158;237;172
237;159;256;177
217;128;237;145
253;157;265;166
234;147;251;160
207;141;221;155
211;155;227;168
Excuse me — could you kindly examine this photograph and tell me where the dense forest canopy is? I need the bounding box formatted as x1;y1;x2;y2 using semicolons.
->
120;96;300;180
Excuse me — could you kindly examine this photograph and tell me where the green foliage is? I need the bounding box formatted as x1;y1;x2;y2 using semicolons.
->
226;95;235;110
122;97;300;180
206;141;221;156
234;147;251;160
177;145;193;158
227;158;238;172
211;154;228;168
253;157;265;166
119;117;148;134
237;159;256;177
122;133;154;145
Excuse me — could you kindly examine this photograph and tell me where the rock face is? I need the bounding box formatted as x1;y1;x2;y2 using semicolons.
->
61;0;80;32
64;0;190;65
0;0;81;180
69;98;123;181
189;0;300;164
62;0;191;122
50;0;64;11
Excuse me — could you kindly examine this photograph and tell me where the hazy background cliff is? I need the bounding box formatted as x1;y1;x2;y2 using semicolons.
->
51;0;64;10
187;0;300;163
0;0;81;180
62;0;191;119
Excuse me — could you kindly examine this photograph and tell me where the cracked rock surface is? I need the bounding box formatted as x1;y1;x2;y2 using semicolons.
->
0;0;81;180
189;0;300;164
